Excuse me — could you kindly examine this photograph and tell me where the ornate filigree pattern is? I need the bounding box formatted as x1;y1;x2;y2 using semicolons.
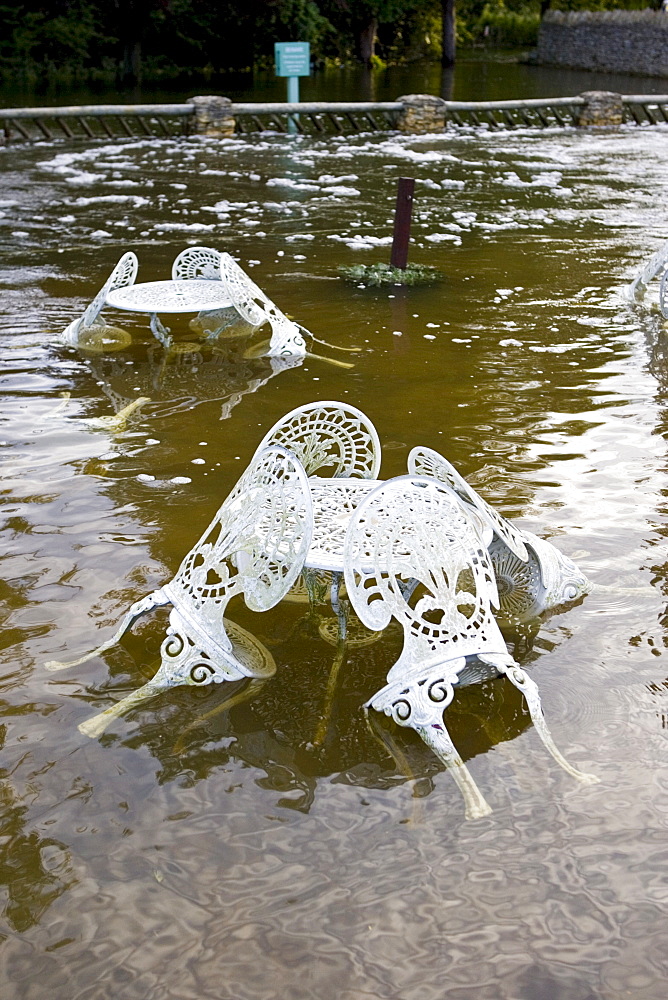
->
306;478;378;571
107;280;233;313
344;476;505;678
46;446;313;735
78;618;276;739
171;246;223;281
219;252;307;357
409;445;590;619
488;530;589;620
408;445;528;561
352;477;597;816
62;251;138;344
255;401;381;480
629;238;668;303
165;445;313;627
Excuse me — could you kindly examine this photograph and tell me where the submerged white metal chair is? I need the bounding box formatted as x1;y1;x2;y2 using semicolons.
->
255;400;382;616
629;238;668;316
343;476;598;820
219;252;308;357
61;251;138;346
408;446;589;620
46;446;313;737
171;246;222;281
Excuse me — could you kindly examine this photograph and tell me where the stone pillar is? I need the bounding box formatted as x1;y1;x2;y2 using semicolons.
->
396;94;447;134
575;91;624;127
187;96;235;138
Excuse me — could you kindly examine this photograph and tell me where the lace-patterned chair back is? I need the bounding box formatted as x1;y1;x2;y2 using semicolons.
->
171;246;223;281
629;238;668;305
255;400;381;480
219;252;307;357
62;252;138;344
46;446;314;737
344;476;597;817
408;445;589;619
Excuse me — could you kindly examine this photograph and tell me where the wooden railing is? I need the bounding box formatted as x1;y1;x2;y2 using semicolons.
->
3;93;668;143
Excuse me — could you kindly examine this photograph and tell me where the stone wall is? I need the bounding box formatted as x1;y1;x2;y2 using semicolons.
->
537;10;668;78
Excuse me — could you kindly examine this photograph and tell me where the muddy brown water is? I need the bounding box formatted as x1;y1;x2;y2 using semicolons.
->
1;62;668;1000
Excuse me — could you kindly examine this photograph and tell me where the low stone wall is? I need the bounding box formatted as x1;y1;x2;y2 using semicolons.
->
537;10;668;78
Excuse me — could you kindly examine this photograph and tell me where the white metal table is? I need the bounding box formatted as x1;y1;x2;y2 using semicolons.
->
106;279;233;348
305;477;381;573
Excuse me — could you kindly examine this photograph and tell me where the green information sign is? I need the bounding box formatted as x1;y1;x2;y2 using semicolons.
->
274;42;311;78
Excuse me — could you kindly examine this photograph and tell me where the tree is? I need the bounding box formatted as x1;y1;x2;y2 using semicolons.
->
441;0;455;64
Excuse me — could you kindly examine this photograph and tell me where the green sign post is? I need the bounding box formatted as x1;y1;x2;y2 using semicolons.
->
274;42;310;132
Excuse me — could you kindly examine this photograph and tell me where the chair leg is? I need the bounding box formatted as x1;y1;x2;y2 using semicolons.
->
78;676;168;738
415;721;493;820
45;590;170;672
497;663;599;785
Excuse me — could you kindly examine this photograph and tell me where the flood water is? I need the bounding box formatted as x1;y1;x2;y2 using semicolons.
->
2;61;668;999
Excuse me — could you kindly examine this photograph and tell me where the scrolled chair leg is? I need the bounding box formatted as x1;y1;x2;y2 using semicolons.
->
491;658;599;785
78;614;277;738
415;721;493;820
366;668;493;821
44;590;170;672
266;317;307;358
78;677;169;739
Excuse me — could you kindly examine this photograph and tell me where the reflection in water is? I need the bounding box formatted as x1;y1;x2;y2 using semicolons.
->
0;723;75;934
82;339;303;422
120;607;534;817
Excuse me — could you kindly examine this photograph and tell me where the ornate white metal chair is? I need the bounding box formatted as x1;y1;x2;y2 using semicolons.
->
46;446;313;737
343;476;598;820
629;239;668;315
61;252;138;346
408;446;589;620
255;400;381;480
255;400;382;615
171;246;222;281
219;252;308;357
170;246;230;342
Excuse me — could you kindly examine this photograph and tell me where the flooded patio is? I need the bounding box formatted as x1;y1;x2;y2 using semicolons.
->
1;74;668;998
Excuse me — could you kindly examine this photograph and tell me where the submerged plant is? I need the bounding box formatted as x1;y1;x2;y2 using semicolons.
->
338;262;443;287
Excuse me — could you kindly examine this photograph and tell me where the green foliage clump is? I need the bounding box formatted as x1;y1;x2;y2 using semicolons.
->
475;5;541;47
339;261;443;286
0;0;657;85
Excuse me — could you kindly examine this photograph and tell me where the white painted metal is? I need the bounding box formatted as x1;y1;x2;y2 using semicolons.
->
219;252;307;357
106;279;232;313
408;445;589;619
171;246;223;281
629;238;668;303
62;251;138;344
306;477;380;571
46;446;313;734
256;400;381;479
344;476;597;819
408;445;528;560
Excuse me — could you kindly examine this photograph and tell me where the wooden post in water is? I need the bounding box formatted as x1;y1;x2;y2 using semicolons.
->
390;177;415;270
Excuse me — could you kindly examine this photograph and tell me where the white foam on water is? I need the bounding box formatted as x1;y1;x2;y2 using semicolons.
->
154;222;216;232
266;178;321;191
425;233;461;244
69;194;150;207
